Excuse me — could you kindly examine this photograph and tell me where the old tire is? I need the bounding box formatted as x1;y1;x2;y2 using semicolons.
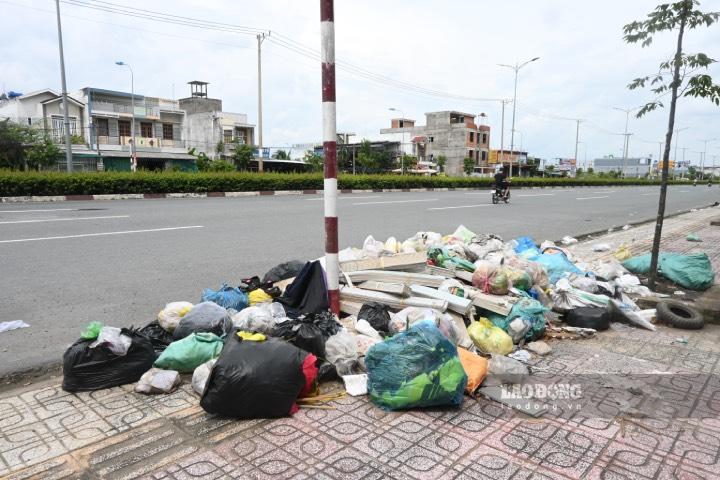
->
656;300;704;330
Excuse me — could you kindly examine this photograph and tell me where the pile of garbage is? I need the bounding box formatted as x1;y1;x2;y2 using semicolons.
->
60;224;714;418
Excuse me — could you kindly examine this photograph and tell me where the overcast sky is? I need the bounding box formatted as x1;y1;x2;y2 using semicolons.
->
2;0;719;166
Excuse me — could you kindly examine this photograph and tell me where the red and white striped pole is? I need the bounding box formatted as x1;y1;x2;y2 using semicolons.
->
321;0;340;315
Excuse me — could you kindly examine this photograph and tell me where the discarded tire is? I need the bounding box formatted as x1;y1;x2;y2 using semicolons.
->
565;307;610;331
656;300;704;330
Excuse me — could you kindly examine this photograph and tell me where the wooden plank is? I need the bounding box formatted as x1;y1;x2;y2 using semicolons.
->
340;300;363;316
340;286;448;311
408;285;473;317
344;270;446;288
356;281;411;297
340;251;427;273
467;290;514;316
426;265;474;283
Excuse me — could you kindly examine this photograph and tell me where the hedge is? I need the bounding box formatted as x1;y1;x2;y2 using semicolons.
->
0;171;687;197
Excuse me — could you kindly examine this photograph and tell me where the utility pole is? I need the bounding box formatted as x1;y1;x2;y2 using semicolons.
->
613;107;635;178
257;32;269;173
499;99;508;171
499;57;539;178
680;147;688;178
55;0;73;172
574;119;582;172
320;0;339;315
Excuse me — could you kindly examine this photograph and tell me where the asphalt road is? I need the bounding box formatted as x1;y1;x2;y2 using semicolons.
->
1;184;718;376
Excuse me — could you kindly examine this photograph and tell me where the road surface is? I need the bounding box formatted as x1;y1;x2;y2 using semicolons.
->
1;184;718;376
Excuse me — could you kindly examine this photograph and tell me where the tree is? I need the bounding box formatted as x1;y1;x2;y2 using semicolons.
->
688;165;697;178
587;167;595;175
232;141;255;171
545;164;555;173
624;0;719;288
436;155;447;173
576;167;584;176
273;149;289;160
0;120;60;170
463;157;475;176
401;154;416;173
303;150;324;172
26;136;62;170
375;150;394;172
215;141;225;158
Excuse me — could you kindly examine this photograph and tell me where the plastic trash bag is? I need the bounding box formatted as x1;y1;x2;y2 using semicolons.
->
592;243;612;252
505;267;532;291
200;334;313;419
623;252;715;291
457;347;488;394
503;297;548;343
202;284;248;311
154;332;224;373
355;318;383;340
550;278;610;312
533;250;584;285
614;245;632;261
157;301;193;333
262;260;305;284
362;235;387;258
62;328;156;392
467;318;513;355
561;236;578;245
482;354;530;387
505;257;549;289
686;233;702;242
278;260;329;317
514;236;538;255
232;306;275;334
192;359;216;395
365;321;467;410
135;368;181;394
571;275;599;293
80;321;103;340
358;302;391;333
451;224;477;244
427;247;476;272
90;326;132;356
173;302;232;340
384;236;399;253
472;261;510;295
391;307;439;333
273;311;342;358
248;289;273;305
139;320;175;354
325;330;359;376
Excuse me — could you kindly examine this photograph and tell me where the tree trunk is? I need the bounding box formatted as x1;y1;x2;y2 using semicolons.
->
648;16;686;290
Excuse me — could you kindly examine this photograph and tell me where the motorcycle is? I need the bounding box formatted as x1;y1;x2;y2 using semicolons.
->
492;183;510;204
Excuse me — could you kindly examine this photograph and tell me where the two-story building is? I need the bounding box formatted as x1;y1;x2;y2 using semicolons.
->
77;87;194;171
380;111;490;176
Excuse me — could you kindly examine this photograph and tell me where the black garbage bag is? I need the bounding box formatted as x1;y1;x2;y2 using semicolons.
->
200;334;310;419
173;302;232;340
358;302;391;333
138;320;174;354
62;328;156;392
277;261;328;317
565;307;610;331
273;311;342;358
317;360;339;382
262;260;306;284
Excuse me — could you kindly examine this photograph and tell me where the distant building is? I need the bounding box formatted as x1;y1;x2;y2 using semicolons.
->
593;156;654;177
179;81;255;160
380;111;490;176
488;149;530;176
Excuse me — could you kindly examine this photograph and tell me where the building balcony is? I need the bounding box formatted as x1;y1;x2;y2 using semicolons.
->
92;101;160;118
96;135;186;150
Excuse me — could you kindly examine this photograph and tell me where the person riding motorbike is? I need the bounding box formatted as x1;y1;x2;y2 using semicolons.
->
494;167;510;198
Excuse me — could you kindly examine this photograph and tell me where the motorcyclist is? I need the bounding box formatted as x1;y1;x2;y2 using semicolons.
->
494;167;510;198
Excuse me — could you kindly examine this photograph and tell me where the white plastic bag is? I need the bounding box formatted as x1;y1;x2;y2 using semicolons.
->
191;359;216;395
571;275;599;293
362;235;386;258
482;354;530;387
90;326;132;356
135;368;181;394
231;306;275;334
592;243;612;252
384;236;399;254
325;330;359;375
561;236;578;246
157;301;194;333
355;318;382;340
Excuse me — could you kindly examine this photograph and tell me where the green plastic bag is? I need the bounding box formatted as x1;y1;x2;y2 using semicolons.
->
427;247;475;273
623;252;715;291
80;321;103;340
467;318;513;355
154;332;224;373
686;233;702;242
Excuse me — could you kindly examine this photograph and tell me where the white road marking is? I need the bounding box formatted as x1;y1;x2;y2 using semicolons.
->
464;192;493;195
305;195;381;201
678;190;689;193
0;215;129;225
0;208;77;213
353;199;437;205
0;225;204;244
516;193;555;197
641;192;659;196
428;204;493;210
576;196;609;200
591;190;617;194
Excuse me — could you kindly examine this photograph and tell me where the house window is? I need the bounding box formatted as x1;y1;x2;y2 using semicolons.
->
223;130;233;144
469;132;475;142
51;115;77;138
481;150;488;161
234;129;246;144
399;120;404;128
482;133;487;144
140;122;153;138
118;120;131;137
95;118;109;137
162;123;174;140
428;136;434;143
469;150;474;159
27;117;32;126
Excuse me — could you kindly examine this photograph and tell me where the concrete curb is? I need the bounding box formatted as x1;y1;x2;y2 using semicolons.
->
0;184;659;203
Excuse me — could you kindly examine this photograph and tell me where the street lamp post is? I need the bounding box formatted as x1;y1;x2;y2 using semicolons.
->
613;107;637;177
499;56;539;178
54;0;73;173
115;61;136;172
389;107;406;173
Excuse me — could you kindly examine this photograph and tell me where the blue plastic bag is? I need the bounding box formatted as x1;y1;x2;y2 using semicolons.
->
533;251;584;284
514;236;538;254
493;296;547;343
201;284;248;311
365;321;467;411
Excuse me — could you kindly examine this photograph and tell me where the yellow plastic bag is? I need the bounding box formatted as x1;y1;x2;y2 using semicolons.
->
614;245;632;261
237;331;266;342
467;317;513;355
248;289;273;305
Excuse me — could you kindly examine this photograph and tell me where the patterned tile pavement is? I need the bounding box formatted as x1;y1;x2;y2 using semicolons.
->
2;208;720;479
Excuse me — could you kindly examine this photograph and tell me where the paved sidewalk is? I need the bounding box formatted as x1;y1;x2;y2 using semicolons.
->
2;207;720;479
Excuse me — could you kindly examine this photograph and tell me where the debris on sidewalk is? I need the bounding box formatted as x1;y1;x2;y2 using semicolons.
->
686;233;702;242
0;320;30;333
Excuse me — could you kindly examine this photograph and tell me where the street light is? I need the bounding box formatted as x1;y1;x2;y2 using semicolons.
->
613;106;637;177
389;107;406;173
115;61;136;172
499;56;539;178
700;138;717;180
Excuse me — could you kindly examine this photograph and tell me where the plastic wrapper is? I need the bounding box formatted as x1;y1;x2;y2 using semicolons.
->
482;354;530;387
201;284;248;311
427;247;476;272
157;301;193;333
173;301;232;340
365;321;467;410
570;275;599;293
200;335;313;419
354;333;381;356
451;224;477;244
191;359;216;395
472;261;510;295
262;260;305;284
135;368;181;394
493;297;548;343
439;279;469;298
62;328;156;392
467;318;513;355
325;330;359;375
362;235;386;258
384;236;399;253
154;332;224;373
80;321;103;340
533;251;584;285
248;289;273;305
466;238;504;262
614;245;632;261
457;347;488;394
232;306;275;334
550;278;610;312
90;326;132;356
